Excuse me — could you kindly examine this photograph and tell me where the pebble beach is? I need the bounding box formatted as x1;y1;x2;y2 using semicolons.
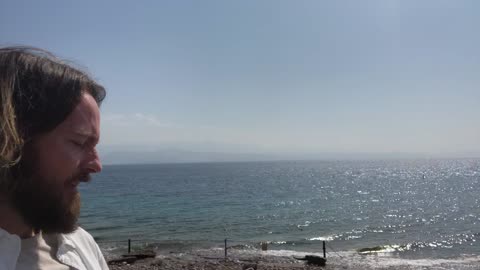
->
105;250;480;270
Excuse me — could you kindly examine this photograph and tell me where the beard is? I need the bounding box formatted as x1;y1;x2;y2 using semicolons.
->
12;173;82;234
10;150;86;234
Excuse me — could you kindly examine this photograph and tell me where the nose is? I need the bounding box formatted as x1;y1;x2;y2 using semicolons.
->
85;148;102;173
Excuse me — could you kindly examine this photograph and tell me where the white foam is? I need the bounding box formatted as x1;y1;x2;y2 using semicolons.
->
198;247;480;269
308;236;335;241
246;248;325;258
355;255;480;267
344;235;362;240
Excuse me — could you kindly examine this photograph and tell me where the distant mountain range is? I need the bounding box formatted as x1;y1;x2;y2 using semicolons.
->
100;149;276;165
99;148;480;165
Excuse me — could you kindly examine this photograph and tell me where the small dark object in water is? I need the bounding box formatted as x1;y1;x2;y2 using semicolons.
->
121;251;156;259
107;256;137;265
242;263;258;270
294;255;326;266
358;246;384;254
108;251;156;265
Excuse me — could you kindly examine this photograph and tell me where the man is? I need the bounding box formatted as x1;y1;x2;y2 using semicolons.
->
0;47;108;270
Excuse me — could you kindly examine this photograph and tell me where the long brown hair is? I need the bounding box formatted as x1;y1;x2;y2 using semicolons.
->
0;46;106;190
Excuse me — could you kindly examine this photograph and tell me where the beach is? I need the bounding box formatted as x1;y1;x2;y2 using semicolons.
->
106;254;480;270
105;248;480;270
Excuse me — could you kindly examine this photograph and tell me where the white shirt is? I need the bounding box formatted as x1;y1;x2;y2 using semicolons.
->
16;231;71;270
0;227;108;270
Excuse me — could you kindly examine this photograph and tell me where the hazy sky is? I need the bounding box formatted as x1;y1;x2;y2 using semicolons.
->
1;1;479;155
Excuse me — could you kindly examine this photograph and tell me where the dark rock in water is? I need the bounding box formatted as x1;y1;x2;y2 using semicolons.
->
107;256;137;265
108;251;156;265
358;245;392;254
242;263;257;270
121;251;156;259
294;255;326;266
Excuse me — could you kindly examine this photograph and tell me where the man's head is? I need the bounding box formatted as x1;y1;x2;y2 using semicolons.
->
0;47;106;234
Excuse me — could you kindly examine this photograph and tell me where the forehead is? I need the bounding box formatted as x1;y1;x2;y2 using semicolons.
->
58;93;100;137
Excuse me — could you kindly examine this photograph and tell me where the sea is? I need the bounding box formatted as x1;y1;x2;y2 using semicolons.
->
79;159;480;268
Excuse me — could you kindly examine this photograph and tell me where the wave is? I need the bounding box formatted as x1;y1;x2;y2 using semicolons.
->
308;236;335;241
347;254;480;269
218;247;480;269
197;247;480;269
89;225;124;232
357;244;411;254
356;239;463;255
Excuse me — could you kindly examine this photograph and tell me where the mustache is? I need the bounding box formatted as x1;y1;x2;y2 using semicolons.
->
79;173;91;182
68;172;92;184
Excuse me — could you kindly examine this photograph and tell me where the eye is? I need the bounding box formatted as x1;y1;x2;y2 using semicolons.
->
70;140;85;148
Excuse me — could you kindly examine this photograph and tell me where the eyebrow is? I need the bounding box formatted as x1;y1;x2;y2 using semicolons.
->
73;131;99;142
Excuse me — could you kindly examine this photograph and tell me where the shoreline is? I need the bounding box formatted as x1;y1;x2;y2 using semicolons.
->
104;247;480;270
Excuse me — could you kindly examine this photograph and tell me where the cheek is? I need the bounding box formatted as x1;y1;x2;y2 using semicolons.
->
35;140;82;180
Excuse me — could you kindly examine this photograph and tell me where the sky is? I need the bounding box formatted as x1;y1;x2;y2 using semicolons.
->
1;1;480;158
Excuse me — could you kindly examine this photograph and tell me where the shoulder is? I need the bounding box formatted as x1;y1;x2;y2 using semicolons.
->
62;226;98;249
58;227;109;269
69;227;95;241
0;226;21;244
67;227;95;242
0;227;21;270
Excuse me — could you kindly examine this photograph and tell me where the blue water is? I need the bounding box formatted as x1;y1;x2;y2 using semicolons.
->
79;159;480;262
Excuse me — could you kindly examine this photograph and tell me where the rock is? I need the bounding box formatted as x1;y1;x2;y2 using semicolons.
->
108;256;138;265
150;259;163;266
242;263;257;270
121;250;156;259
293;255;326;266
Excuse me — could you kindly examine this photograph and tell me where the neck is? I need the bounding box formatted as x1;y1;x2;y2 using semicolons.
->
0;197;35;238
